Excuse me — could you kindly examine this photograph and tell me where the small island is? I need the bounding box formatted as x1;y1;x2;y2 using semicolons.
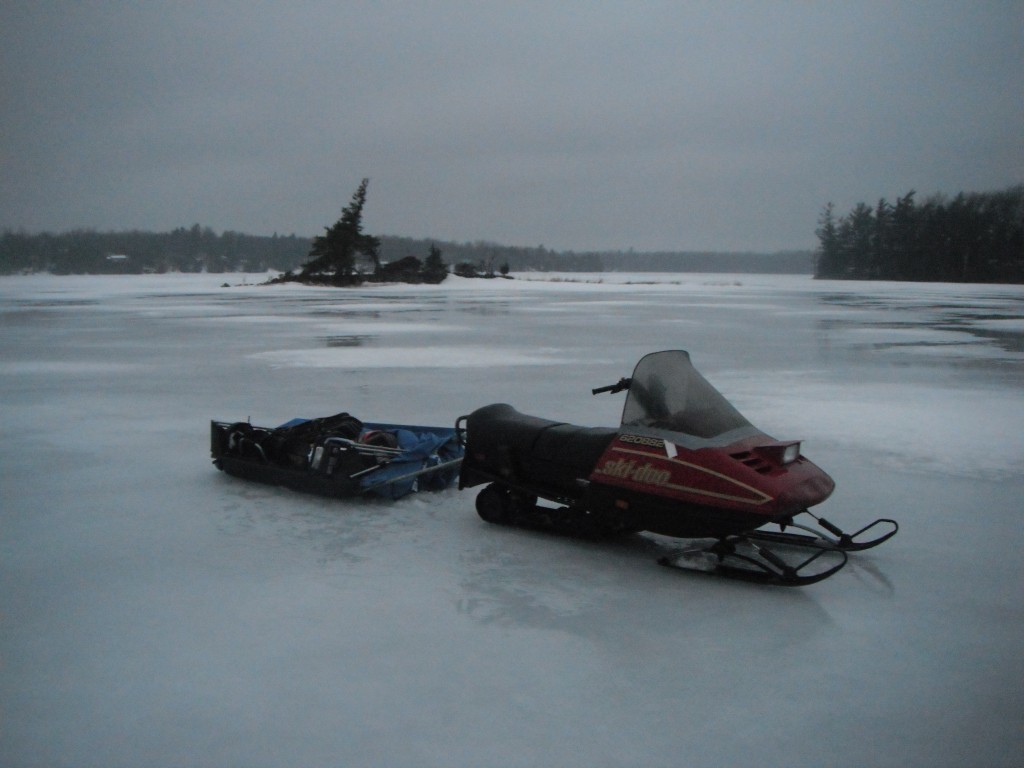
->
270;179;450;287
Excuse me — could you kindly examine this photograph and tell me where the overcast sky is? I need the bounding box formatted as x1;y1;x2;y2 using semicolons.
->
2;1;1021;252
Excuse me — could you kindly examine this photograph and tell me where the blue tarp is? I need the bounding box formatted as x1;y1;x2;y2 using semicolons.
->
358;424;463;499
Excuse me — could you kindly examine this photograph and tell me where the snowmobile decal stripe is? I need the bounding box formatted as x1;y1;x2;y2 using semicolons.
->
601;447;774;505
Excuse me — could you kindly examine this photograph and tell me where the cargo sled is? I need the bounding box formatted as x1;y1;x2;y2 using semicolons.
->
211;412;463;500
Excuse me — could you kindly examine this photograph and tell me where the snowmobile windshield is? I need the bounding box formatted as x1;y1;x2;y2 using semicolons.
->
621;351;751;439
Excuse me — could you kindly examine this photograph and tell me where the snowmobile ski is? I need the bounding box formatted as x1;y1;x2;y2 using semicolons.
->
657;535;849;587
749;513;899;552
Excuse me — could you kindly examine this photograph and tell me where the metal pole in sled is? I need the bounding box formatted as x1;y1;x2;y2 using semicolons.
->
358;457;464;494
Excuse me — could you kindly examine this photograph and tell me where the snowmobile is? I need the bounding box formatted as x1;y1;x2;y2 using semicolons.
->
457;350;897;586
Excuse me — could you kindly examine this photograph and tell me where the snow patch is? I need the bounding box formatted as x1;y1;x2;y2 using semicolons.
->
250;346;568;368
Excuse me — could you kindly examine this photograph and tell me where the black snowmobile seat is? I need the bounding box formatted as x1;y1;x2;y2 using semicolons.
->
465;403;617;489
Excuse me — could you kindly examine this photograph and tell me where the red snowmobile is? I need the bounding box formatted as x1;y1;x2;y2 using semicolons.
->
458;350;897;585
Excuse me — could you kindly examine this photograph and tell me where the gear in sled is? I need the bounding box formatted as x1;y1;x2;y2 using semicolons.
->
211;411;463;500
457;350;897;586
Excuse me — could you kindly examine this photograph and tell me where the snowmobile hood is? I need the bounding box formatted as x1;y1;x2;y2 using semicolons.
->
772;469;836;509
591;428;835;515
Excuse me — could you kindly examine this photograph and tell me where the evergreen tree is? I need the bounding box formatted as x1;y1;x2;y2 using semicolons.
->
421;243;448;283
814;202;839;277
871;198;893;279
301;178;380;283
846;203;874;279
890;190;917;280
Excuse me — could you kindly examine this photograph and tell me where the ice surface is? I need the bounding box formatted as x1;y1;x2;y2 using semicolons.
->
2;273;1023;767
251;346;568;369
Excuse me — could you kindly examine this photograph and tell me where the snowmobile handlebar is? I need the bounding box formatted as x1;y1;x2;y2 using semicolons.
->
592;377;632;395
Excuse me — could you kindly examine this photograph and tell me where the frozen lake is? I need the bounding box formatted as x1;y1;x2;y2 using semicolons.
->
2;272;1023;767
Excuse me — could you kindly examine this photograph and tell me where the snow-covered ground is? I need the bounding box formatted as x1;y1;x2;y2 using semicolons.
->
2;272;1022;767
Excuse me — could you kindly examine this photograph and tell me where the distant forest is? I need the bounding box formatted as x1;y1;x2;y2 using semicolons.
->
0;226;309;275
0;225;812;277
815;184;1024;283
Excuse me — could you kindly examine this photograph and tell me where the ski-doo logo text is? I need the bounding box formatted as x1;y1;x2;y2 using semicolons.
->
597;458;671;486
619;434;664;448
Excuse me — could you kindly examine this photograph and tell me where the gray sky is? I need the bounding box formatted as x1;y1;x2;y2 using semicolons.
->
2;1;1021;252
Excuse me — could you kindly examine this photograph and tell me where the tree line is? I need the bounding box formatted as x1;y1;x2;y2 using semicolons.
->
0;224;605;277
1;226;807;278
815;184;1024;283
0;225;309;275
